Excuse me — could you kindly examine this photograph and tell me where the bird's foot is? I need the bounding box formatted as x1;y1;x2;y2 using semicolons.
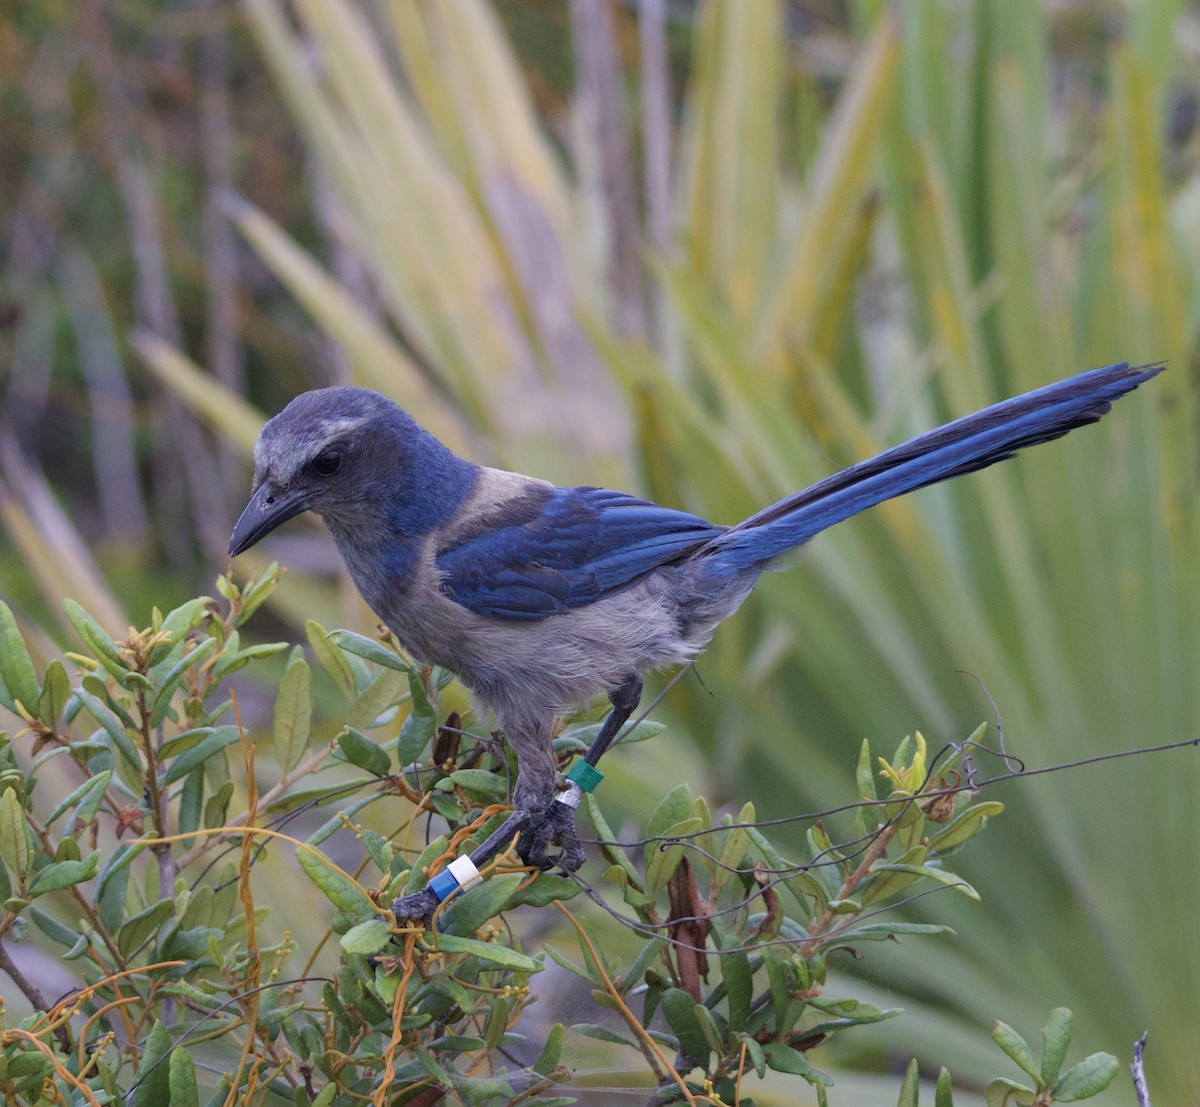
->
516;799;585;873
389;887;439;927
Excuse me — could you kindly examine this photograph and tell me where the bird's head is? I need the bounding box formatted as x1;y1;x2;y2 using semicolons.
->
228;386;422;557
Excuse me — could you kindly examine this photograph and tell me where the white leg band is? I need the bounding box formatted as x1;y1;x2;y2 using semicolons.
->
447;855;483;891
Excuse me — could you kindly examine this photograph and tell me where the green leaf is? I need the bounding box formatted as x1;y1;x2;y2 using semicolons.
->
311;1086;337;1107
505;874;580;909
693;1001;724;1054
37;660;69;727
54;836;80;863
439;874;522;936
720;949;753;1033
305;619;355;697
834;921;953;941
483;995;511;1049
160;726;241;785
259;1000;305;1029
542;942;594;982
711;802;754;896
426;932;540;972
926;801;1005;854
448;768;506;804
272;657;309;768
992;1020;1041;1082
643;784;692;870
168;1045;199;1107
1040;1006;1072;1085
214;639;289;678
1052;1053;1119;1101
30;906;84;949
583;792;642;891
396;668;437;764
806;995;885;1018
897;1058;919;1107
430;1035;486;1052
307;794;381;847
348;666;407;729
572;1023;635;1048
533;1023;564;1075
764;951;794;1037
340;918;393;955
158;596;211;643
984;1078;1035;1107
0;787;29;880
149;637;218;728
334;630;410;671
156;727;216;760
134;1020;172;1107
203;780;234;829
404;834;449;893
744;825;810;912
617;936;665;997
765;1043;828;1083
95;841;145;906
645;816;701;895
562;718;665;747
337;727;391;776
870;862;979;901
64;599;129;685
237;567;282;624
117;898;175;956
0;602;40;716
45;770;111;829
602;861;652;907
297;846;375;918
73;688;141;771
935;1066;955;1107
856;739;877;801
661;987;709;1063
27;853;99;897
739;1033;766;1079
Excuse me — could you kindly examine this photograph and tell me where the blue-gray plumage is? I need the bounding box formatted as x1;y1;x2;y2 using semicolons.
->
229;360;1163;921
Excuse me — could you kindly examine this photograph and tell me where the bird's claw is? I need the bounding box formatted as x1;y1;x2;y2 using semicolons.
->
390;887;439;927
517;801;585;873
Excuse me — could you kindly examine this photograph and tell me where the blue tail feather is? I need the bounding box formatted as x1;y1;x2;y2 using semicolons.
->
701;361;1164;574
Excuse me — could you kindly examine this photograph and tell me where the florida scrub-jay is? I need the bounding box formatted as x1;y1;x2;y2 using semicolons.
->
228;360;1162;922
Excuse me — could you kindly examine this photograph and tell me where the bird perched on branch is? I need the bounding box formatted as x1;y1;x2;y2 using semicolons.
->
230;360;1162;922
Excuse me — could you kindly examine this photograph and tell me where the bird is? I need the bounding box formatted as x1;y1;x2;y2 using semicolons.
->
229;360;1162;922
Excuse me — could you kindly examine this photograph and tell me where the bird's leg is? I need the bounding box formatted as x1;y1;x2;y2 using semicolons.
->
524;673;644;873
389;809;536;925
390;678;645;923
585;673;643;765
389;718;556;924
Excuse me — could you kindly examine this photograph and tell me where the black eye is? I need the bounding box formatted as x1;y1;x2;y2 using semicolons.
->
310;450;343;477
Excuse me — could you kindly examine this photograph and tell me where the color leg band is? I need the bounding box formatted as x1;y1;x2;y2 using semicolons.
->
554;759;604;810
428;855;484;903
566;760;604;792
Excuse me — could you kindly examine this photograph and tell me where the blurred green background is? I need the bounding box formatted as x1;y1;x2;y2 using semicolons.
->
2;0;1198;1101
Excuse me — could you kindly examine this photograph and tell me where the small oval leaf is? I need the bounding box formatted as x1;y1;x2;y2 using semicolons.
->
337;727;391;776
297;846;374;918
340;918;393;956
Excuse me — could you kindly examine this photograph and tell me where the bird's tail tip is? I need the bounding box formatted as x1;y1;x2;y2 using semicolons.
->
1121;359;1167;384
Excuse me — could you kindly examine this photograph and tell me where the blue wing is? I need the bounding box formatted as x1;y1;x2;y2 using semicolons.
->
436;486;724;621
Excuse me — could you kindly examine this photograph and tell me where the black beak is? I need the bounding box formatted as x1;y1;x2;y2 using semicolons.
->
228;483;313;557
